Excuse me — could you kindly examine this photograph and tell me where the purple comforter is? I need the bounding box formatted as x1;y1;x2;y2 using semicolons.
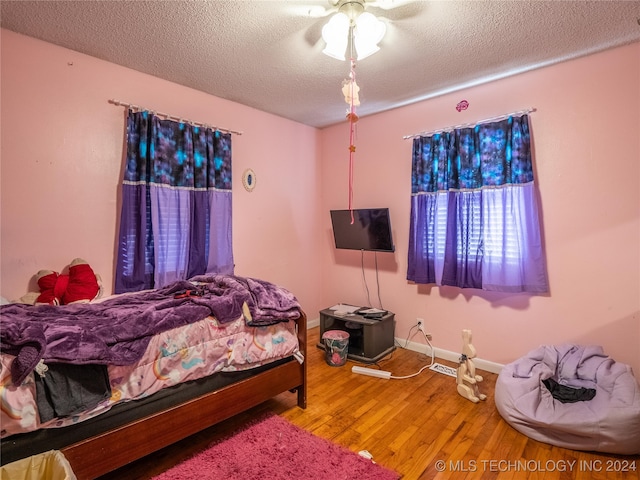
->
0;275;301;385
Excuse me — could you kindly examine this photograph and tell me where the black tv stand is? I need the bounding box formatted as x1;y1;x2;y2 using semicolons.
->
317;307;395;363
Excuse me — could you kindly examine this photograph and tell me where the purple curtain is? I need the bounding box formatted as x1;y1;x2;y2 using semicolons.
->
115;110;234;293
407;114;548;293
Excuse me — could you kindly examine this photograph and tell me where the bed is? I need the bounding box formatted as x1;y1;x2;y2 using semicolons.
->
0;274;307;479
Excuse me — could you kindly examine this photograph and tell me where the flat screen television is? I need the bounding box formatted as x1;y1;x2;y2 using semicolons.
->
330;208;395;253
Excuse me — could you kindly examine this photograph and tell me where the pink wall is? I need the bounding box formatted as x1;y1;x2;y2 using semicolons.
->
0;29;324;317
320;42;640;374
2;29;638;375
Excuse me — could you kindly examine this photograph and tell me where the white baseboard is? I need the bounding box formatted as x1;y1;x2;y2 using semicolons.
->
397;337;504;374
308;320;503;374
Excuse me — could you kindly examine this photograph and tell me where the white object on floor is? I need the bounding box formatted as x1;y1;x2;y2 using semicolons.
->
352;366;391;379
358;450;376;463
456;329;487;403
429;362;457;377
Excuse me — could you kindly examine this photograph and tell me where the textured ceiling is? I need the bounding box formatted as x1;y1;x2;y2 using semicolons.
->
2;1;639;128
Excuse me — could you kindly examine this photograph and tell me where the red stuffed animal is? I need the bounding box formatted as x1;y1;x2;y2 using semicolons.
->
36;258;100;305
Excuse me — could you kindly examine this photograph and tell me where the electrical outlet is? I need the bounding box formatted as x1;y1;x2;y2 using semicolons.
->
417;318;432;341
416;318;426;333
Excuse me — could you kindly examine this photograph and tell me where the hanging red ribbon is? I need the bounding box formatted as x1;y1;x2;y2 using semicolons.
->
347;57;358;223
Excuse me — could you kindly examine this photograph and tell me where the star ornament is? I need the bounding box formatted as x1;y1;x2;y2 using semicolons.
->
346;112;359;123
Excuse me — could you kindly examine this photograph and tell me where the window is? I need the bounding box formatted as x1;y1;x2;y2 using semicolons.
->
407;115;548;293
115;111;234;293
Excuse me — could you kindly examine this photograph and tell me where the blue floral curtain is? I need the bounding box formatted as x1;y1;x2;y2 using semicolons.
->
407;114;548;293
115;110;234;293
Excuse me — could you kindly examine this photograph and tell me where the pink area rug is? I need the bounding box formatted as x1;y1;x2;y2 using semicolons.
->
152;414;400;480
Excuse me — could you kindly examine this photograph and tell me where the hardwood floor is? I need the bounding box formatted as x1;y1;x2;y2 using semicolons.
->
99;326;639;480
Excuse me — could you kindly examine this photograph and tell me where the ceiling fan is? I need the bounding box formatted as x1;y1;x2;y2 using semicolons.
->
296;0;422;61
306;0;414;18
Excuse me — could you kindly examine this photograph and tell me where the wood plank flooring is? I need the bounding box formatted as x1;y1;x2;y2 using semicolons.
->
99;326;639;480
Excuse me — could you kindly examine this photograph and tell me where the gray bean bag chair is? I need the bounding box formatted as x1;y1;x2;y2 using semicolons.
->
495;345;640;455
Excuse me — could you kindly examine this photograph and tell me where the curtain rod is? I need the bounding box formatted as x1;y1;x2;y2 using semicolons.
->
402;107;536;140
108;99;243;136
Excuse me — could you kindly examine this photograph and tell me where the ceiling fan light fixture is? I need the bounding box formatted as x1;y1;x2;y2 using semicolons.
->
354;40;379;60
321;12;350;60
321;5;386;61
354;12;386;60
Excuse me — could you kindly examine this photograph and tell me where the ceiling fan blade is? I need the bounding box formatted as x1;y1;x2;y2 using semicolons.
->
307;5;337;18
366;0;413;10
369;1;425;21
286;1;337;19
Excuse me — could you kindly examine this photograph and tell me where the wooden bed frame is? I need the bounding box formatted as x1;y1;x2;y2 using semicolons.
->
58;312;307;479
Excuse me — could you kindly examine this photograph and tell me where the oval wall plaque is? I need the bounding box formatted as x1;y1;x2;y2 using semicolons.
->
242;168;257;192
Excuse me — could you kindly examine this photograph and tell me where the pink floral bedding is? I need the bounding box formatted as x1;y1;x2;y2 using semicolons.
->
0;313;299;438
